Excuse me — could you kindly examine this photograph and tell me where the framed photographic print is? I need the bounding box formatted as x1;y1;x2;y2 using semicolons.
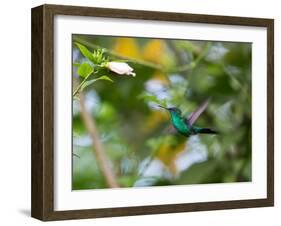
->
31;4;274;221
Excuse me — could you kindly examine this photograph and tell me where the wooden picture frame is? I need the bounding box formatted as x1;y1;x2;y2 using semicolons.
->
31;4;274;221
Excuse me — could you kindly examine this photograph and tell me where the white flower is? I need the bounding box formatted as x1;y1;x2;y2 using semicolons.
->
106;62;136;77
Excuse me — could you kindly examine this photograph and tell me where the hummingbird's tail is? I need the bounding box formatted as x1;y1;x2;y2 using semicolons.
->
197;128;218;134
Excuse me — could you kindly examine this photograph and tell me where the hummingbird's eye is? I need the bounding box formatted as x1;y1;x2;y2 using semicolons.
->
169;108;181;115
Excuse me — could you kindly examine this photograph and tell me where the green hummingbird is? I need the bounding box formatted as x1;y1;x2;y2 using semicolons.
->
158;99;218;137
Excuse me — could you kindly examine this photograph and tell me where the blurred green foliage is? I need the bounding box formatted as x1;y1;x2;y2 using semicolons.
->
72;35;251;190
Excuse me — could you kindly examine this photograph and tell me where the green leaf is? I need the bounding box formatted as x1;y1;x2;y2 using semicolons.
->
138;93;158;103
117;176;138;187
75;42;95;62
73;62;81;67
138;92;167;106
77;63;93;78
81;75;113;91
96;75;113;82
176;161;218;184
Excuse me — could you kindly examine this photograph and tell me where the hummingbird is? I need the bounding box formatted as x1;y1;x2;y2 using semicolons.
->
158;99;218;137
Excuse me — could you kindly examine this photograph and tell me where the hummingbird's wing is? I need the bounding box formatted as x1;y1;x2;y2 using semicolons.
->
162;123;178;135
166;124;178;133
185;98;210;126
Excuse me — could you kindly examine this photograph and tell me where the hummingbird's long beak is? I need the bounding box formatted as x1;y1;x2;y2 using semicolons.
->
158;105;169;111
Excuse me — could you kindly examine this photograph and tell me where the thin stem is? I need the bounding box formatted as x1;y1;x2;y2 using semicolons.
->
166;40;187;66
79;93;119;188
73;71;95;97
73;153;80;158
173;42;212;73
192;42;211;66
138;148;158;177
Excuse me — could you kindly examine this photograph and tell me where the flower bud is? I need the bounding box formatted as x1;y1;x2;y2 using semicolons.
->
106;62;136;77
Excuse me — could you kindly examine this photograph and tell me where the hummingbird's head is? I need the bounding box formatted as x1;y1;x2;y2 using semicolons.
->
158;105;182;115
168;107;182;115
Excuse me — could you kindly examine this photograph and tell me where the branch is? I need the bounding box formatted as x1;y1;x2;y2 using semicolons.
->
73;36;164;71
74;36;211;78
79;93;119;188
